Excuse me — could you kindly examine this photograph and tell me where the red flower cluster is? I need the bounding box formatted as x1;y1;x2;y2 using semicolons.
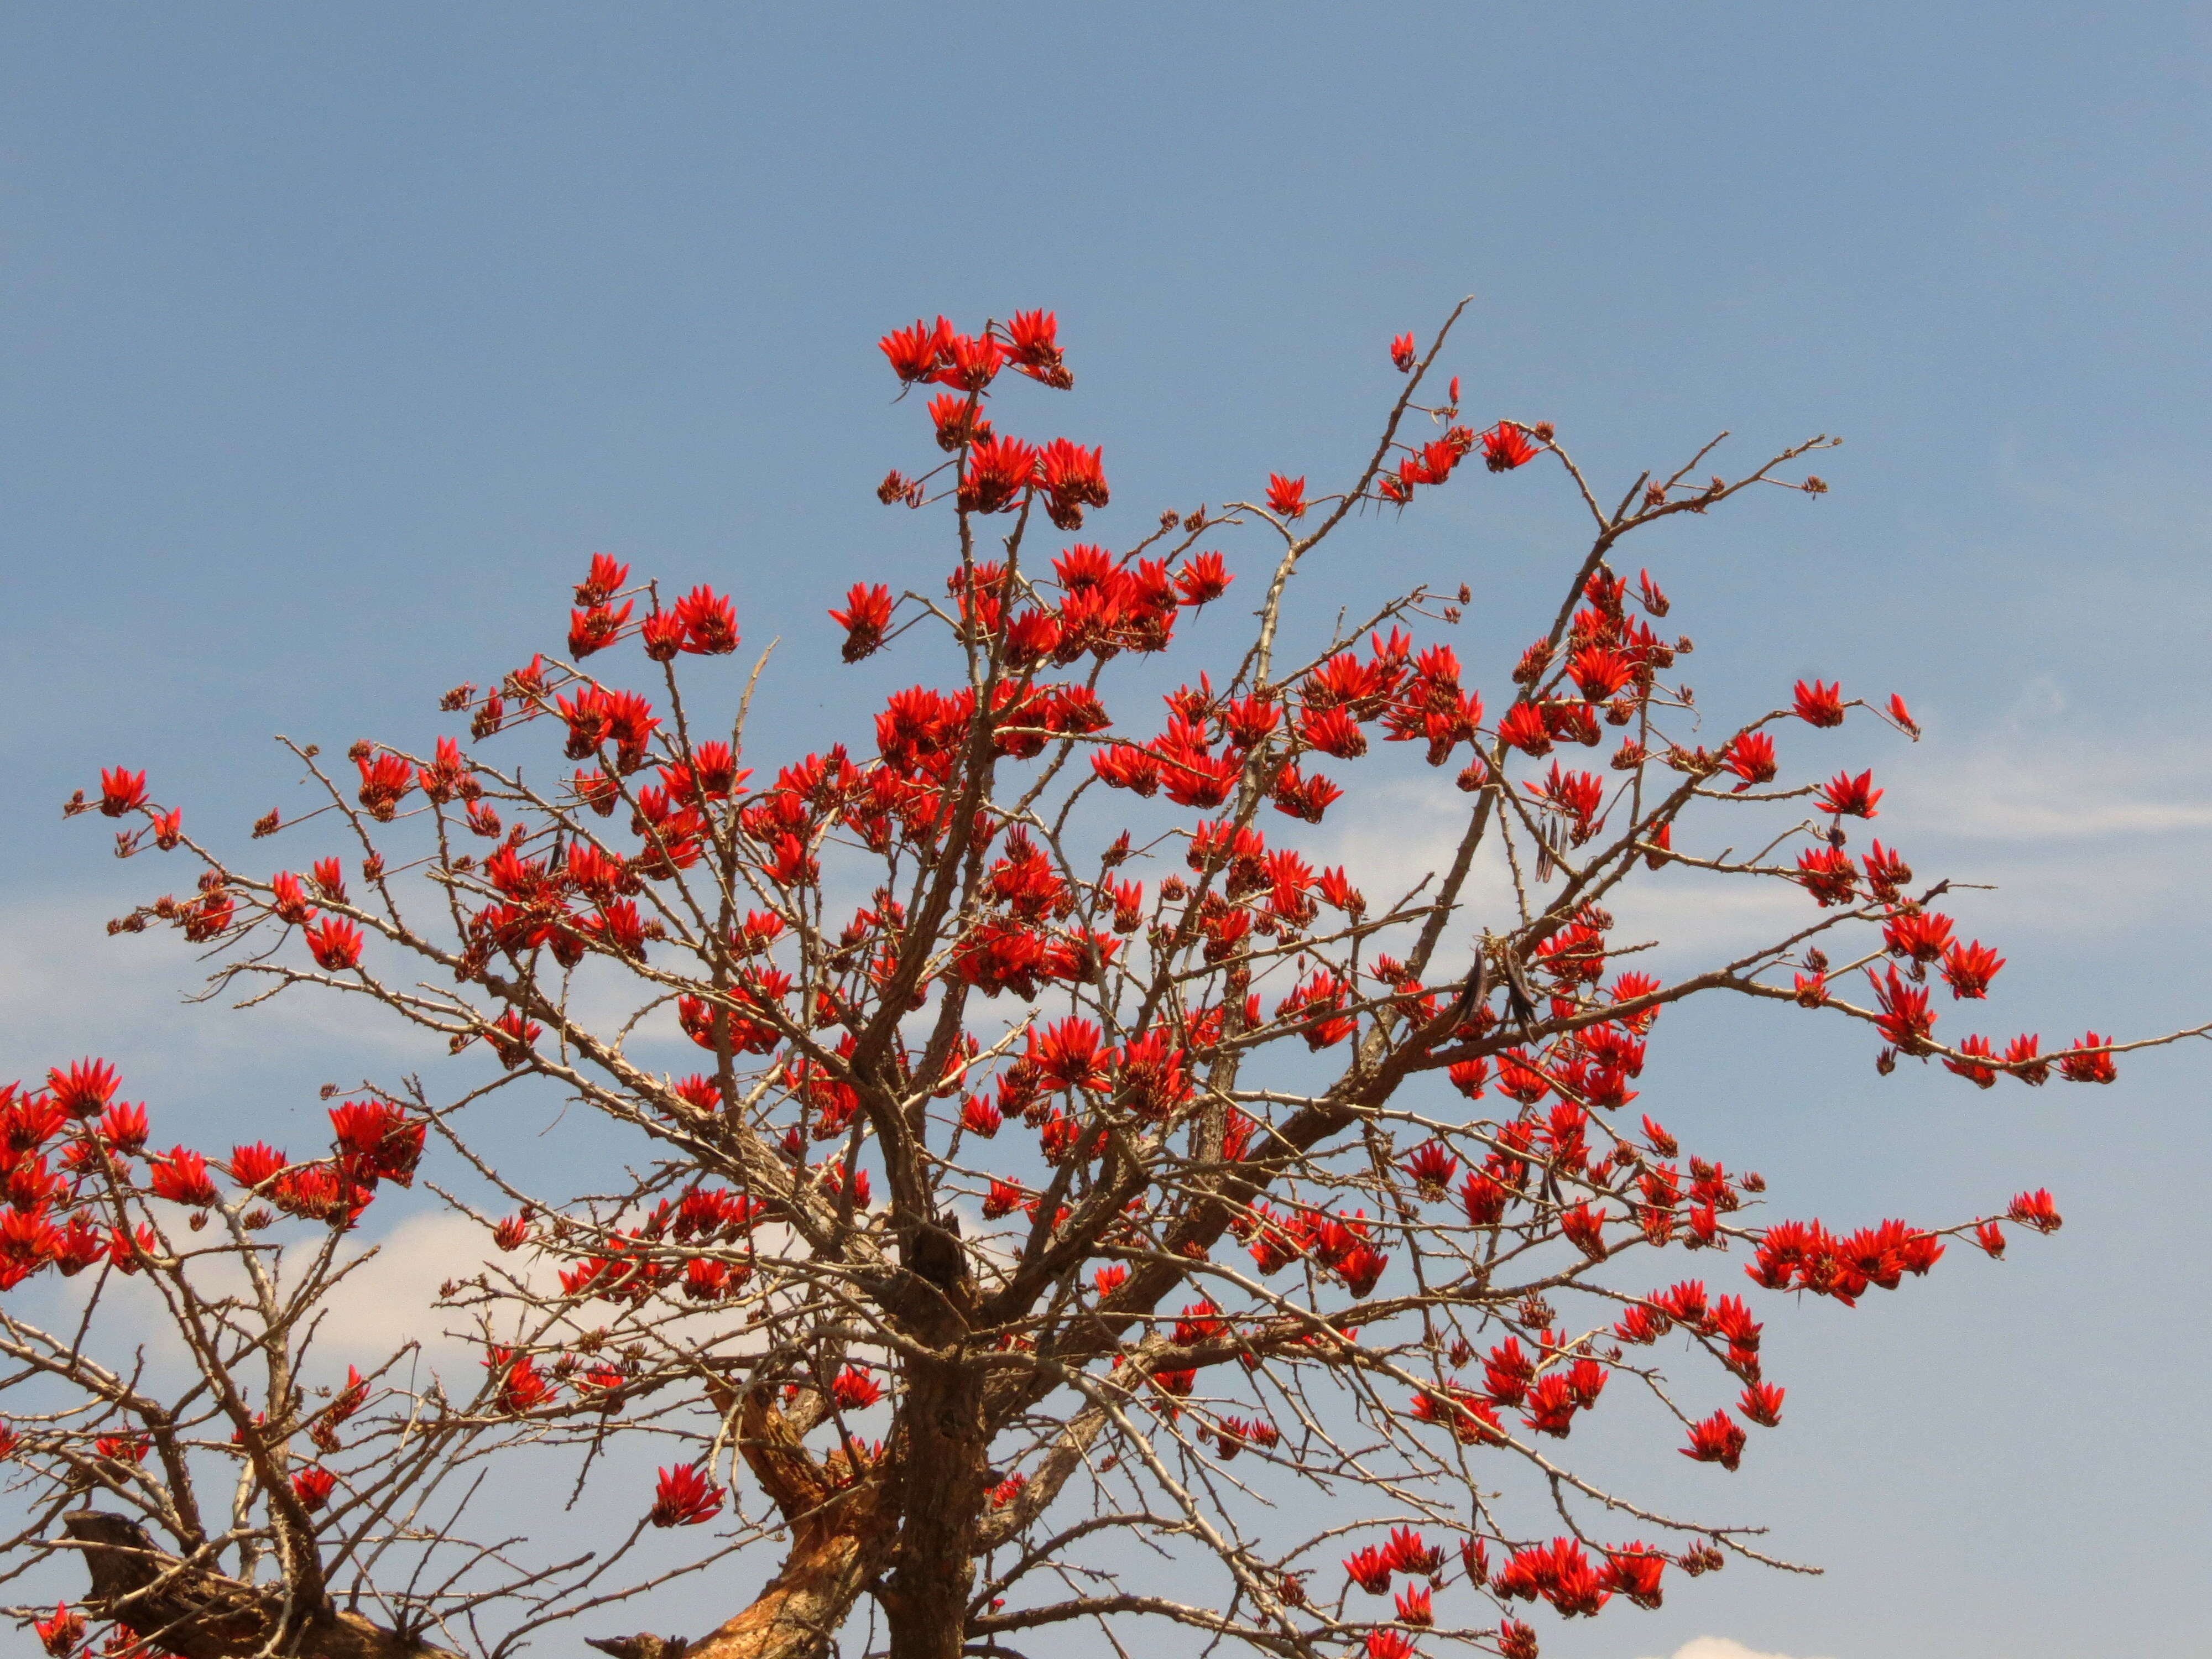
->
1493;1536;1632;1618
1241;1202;1387;1295
1746;1218;1943;1305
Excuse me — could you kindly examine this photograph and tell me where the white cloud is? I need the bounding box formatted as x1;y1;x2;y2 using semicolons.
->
304;1209;512;1371
1313;775;1841;971
84;1208;505;1381
91;1201;802;1395
1637;1640;1838;1659
1892;734;2212;843
1305;733;2212;970
0;889;448;1073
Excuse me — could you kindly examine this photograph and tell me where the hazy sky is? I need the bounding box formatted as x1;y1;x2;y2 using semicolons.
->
5;8;2209;1658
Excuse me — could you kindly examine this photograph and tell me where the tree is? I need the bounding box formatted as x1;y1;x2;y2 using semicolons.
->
6;302;2201;1659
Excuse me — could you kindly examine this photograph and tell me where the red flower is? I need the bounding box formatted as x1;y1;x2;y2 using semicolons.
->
1389;332;1417;372
1090;744;1160;796
1974;1219;2007;1257
829;582;895;662
1026;1018;1112;1093
1481;422;1538;471
1560;1202;1608;1260
1614;1306;1666;1344
98;769;148;818
674;586;739;655
306;918;364;971
1433;1061;1486;1109
497;1355;553;1413
1861;839;1913;901
817;1159;870;1208
2057;1032;2117;1084
1337;1241;1389;1297
1720;730;1777;789
487;1010;542;1068
34;1603;85;1658
1536;1538;1611;1618
267;870;317;927
1410;1384;1502;1444
149;1146;221;1208
1498;1621;1538;1659
1270;763;1343;822
1886;692;1921;737
2003;1034;2049;1085
48;1058;121;1119
1943;1034;1999;1088
2007;1188;2062;1233
676;1259;728;1302
1867;966;1936;1052
1173;551;1232;606
98;1100;149;1152
1682;1410;1747;1470
575;552;631;605
1401;1140;1459;1198
355;750;414;820
958;435;1038;515
649;1462;725;1526
1883;910;1953;963
1940;940;2004;999
1738;1381;1785;1427
291;1465;338;1511
1384;1526;1443;1576
1520;1374;1580;1438
1366;1635;1418;1659
1566;646;1632;703
1793;679;1845;726
879;315;952;384
1344;1544;1393;1594
96;1433;149;1464
1603;1545;1667;1609
1712;1293;1761;1350
227;1142;287;1190
830;1366;882;1411
1005;309;1071;387
1795;846;1858;906
937;331;1005;392
1037;439;1109;530
960;1094;1002;1138
1266;473;1307;519
928;392;993;452
1300;704;1367;759
1816;768;1882;817
568;599;633;659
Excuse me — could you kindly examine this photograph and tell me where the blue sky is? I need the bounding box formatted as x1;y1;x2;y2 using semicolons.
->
4;8;2210;1657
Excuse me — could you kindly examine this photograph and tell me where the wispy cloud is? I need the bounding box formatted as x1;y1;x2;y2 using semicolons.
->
0;889;447;1073
1312;776;1840;972
1637;1640;1838;1659
1890;726;2212;843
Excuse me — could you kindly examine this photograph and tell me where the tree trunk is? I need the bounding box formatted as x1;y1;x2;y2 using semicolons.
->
877;1351;988;1659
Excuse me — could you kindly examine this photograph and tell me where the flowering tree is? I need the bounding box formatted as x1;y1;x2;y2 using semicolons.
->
7;302;2204;1659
